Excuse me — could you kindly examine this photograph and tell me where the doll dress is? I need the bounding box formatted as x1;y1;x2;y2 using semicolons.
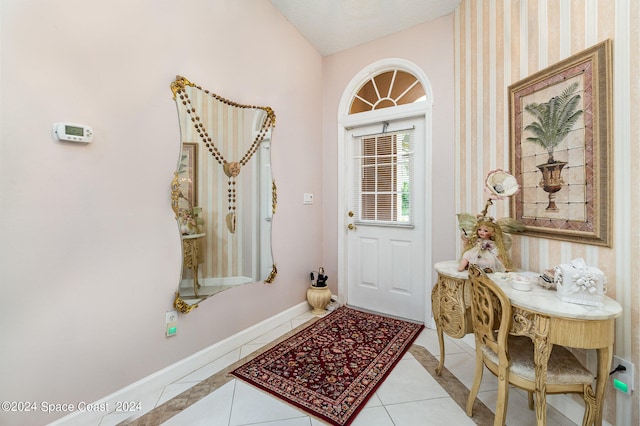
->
462;239;506;273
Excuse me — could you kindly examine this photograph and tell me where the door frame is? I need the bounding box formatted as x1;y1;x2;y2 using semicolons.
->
337;58;436;328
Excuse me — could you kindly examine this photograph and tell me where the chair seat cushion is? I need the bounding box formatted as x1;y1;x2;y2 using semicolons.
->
482;336;593;385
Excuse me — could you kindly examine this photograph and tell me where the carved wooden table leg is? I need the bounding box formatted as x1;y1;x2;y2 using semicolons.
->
532;315;551;426
595;345;613;425
432;262;472;376
431;284;445;375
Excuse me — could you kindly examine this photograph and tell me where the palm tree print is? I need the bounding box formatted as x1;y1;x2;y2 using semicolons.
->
523;81;583;163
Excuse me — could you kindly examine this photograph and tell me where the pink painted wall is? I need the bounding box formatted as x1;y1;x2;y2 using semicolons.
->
0;1;322;423
320;15;457;289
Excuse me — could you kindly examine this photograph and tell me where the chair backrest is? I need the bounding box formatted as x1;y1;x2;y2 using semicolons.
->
468;264;512;365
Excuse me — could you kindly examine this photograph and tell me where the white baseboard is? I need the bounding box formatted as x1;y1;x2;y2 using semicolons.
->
49;302;310;426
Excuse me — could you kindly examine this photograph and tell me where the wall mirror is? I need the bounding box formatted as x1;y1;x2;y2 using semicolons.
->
170;76;277;313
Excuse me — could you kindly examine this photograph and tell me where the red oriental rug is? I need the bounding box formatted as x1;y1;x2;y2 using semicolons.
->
231;306;424;426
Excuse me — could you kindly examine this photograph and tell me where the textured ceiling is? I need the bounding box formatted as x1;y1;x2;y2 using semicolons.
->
271;0;461;56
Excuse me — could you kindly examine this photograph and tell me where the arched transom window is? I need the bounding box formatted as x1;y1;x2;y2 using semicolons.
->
349;69;425;114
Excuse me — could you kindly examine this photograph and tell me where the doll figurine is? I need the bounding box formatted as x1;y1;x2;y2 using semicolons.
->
458;217;512;273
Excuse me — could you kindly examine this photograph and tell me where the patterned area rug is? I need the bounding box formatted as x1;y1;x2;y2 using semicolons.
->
231;306;424;426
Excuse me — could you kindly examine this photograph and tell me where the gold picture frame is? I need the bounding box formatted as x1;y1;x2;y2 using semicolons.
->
509;39;612;247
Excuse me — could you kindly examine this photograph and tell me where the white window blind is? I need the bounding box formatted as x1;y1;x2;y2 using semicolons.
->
352;129;414;227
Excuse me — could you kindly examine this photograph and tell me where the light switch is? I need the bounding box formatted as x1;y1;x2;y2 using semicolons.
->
303;193;314;205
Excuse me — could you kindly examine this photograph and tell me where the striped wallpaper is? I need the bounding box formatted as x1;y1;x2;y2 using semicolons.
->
454;0;639;424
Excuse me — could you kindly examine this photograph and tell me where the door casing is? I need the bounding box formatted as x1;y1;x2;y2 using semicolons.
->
336;58;435;328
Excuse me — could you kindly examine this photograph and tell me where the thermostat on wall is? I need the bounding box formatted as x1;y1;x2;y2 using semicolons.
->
53;122;93;143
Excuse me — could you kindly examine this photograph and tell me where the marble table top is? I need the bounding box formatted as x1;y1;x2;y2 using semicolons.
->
435;260;622;320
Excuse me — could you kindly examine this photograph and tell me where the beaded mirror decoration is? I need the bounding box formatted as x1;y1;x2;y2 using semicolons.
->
171;75;276;233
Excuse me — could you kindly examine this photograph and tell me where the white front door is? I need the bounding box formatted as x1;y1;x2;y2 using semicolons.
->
345;118;425;321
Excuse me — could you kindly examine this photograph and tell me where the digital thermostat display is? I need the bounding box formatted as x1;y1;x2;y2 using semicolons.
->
66;125;84;136
53;122;93;143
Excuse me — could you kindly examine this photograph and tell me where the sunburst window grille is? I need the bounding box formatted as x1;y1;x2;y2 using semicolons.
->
349;69;425;114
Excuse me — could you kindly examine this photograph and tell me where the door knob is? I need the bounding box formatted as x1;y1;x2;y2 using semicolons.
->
348;211;354;217
348;223;356;230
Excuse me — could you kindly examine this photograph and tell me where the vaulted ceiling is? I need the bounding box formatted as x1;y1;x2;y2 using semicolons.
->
271;0;461;56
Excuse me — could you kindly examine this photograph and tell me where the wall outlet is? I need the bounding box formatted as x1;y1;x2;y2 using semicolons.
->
166;310;178;337
612;356;634;395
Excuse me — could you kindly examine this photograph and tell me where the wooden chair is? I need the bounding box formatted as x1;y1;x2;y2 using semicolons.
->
465;264;596;426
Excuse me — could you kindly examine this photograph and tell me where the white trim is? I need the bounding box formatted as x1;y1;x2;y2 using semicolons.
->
454;7;462;258
337;58;434;328
464;0;472;214
49;302;311;426
340;102;428;131
614;0;633;424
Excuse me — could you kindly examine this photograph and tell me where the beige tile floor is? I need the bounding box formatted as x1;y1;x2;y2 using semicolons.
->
98;309;576;426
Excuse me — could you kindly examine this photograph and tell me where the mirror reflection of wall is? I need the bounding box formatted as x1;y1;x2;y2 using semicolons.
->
170;76;277;312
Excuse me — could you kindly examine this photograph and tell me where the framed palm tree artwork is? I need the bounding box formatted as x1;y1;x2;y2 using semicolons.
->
509;39;612;247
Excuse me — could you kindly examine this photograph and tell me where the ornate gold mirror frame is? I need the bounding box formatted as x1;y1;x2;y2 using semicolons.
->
170;76;277;313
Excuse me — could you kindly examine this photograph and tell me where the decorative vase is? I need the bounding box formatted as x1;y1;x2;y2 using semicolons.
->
307;285;332;315
537;161;567;211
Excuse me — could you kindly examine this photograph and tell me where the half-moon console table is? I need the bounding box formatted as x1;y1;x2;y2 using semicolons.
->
432;260;622;425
